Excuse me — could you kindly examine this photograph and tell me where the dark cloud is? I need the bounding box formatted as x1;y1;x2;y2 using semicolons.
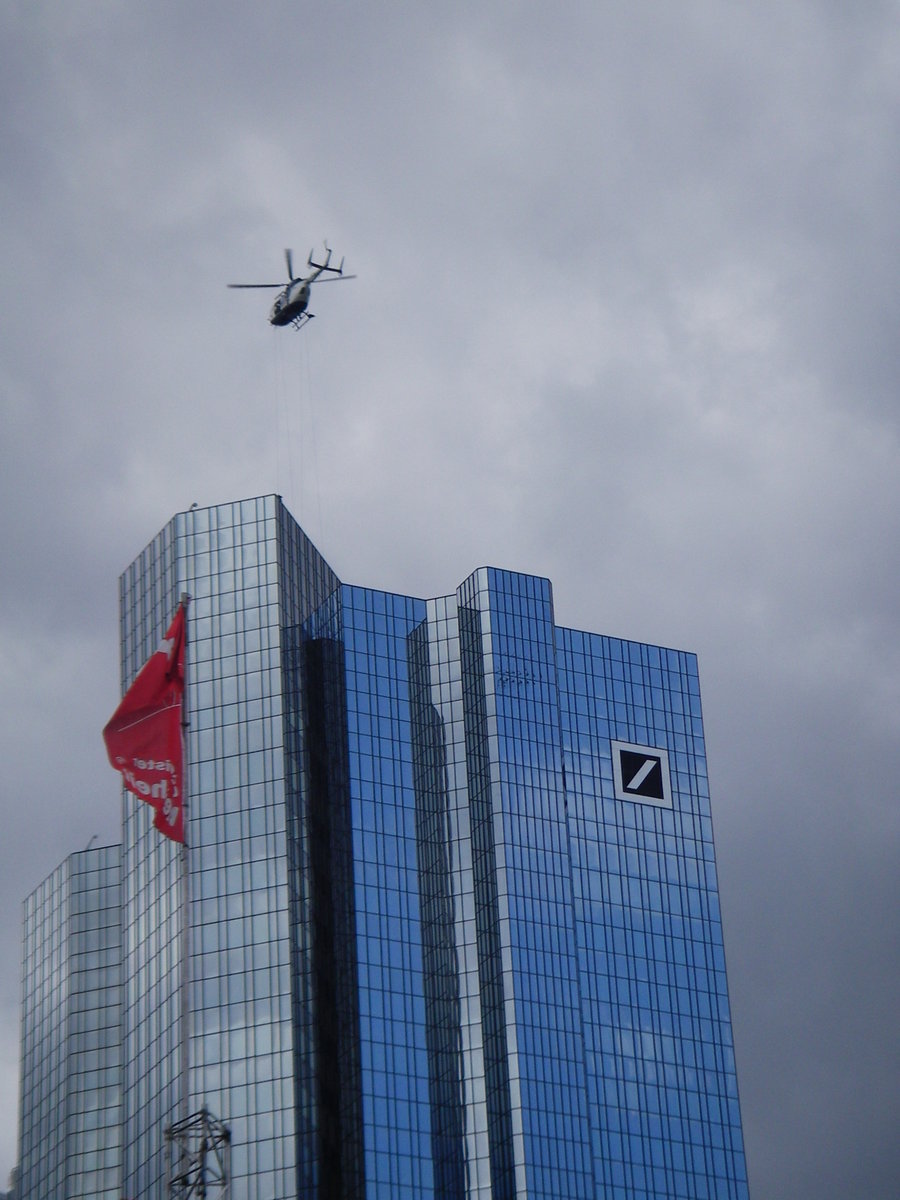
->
2;4;898;1195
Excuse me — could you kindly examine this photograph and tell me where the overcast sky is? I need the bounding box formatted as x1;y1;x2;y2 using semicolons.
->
2;3;899;1196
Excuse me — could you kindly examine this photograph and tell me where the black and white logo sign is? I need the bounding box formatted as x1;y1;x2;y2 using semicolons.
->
611;740;672;808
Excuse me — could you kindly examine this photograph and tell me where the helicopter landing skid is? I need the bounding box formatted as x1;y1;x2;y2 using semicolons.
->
291;313;315;331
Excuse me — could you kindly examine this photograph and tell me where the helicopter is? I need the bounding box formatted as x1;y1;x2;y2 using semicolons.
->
228;245;355;329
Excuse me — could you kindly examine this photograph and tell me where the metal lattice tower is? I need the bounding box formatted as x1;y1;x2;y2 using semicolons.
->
165;1107;231;1199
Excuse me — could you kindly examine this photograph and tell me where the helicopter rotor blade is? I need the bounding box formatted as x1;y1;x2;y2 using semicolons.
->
227;283;283;289
309;274;358;284
285;248;294;279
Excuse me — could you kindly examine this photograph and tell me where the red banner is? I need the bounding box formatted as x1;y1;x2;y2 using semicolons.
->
103;603;186;843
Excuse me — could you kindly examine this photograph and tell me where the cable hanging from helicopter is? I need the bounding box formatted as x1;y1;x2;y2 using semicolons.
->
228;245;356;329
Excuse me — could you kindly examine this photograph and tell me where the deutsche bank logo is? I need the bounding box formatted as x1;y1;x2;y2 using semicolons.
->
611;740;673;809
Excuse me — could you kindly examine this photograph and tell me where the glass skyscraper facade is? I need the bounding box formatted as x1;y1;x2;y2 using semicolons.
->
118;496;337;1200
18;494;749;1198
18;845;122;1200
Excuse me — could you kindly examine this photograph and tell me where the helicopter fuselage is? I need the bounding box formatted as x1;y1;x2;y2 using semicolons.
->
269;280;312;326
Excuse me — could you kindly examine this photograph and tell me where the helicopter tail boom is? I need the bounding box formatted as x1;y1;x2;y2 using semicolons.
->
307;244;346;275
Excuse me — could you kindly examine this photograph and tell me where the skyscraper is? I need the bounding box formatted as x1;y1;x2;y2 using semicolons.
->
20;494;750;1199
18;845;122;1200
118;496;337;1200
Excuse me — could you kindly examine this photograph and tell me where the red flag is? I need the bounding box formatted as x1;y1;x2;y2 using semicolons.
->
103;603;186;843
